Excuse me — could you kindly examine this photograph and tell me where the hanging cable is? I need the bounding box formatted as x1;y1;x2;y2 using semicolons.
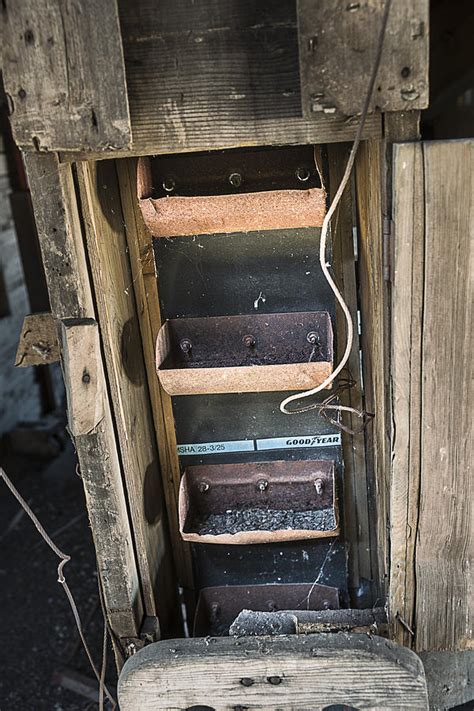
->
280;0;393;416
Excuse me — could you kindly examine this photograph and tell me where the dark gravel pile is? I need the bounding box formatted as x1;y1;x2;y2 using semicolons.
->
193;506;336;536
0;440;117;710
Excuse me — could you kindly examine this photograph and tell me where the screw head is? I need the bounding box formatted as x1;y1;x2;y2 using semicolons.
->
257;479;268;492
198;481;210;493
296;166;311;183
314;478;324;495
306;331;319;345
162;176;176;193
179;338;192;354
242;334;256;348
228;172;242;188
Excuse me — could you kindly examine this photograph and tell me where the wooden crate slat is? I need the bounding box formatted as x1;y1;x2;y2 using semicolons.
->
3;0;131;152
24;153;142;642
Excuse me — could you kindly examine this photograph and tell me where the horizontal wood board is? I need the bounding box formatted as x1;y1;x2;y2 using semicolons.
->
118;633;428;710
114;0;382;157
2;0;130;151
298;0;429;117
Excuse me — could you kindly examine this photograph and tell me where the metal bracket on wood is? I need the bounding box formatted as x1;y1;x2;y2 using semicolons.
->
121;616;161;658
383;216;394;282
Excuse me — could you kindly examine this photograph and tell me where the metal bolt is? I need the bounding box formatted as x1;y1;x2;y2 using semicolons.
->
240;678;254;687
162;176;176;193
242;334;256;348
267;676;282;685
314;478;324;495
257;479;268;492
295;166;311;183
199;481;210;493
82;371;91;384
228;172;242;188
179;338;192;354
308;36;318;53
306;331;319;345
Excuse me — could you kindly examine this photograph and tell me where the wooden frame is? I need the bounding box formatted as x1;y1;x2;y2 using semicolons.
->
7;5;470;700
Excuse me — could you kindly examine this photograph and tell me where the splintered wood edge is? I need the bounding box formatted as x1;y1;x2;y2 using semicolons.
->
15;312;60;367
118;634;428;710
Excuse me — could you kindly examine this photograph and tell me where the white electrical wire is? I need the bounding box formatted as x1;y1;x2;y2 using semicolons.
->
280;0;393;415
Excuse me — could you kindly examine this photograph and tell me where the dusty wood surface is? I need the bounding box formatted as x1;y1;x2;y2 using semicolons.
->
59;319;104;437
76;160;176;623
24;153;142;642
116;159;194;589
327;143;372;591
420;650;474;710
390;140;473;652
390;142;424;648
118;633;428;710
298;0;429;117
15;312;59;367
416;140;472;651
104;0;380;159
355;140;390;599
2;0;130;152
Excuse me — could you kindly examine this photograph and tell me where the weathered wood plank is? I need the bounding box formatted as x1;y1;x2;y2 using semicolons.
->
24;153;142;642
390;142;424;647
60;319;104;437
355;140;390;599
118;634;428;710
2;0;131;152
109;0;381;158
415;140;473;651
15;312;60;367
116;159;194;589
298;0;429;117
76;160;176;624
327;143;371;589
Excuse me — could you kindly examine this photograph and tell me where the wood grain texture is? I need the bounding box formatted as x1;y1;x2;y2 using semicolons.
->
2;0;130;151
76;160;176;622
298;0;429;117
118;633;428;710
390;142;424;647
109;0;381;158
415;140;473;651
60;319;104;437
355;140;390;598
116;159;194;589
328;143;372;590
15;312;60;367
24;153;142;642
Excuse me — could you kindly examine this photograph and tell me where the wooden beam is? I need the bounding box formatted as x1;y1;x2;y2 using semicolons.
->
327;143;371;591
76;160;176;625
118;634;428;710
390;142;424;647
116;158;194;589
24;153;143;644
415;140;473;651
355;140;389;598
2;0;131;152
390;139;473;651
298;0;429;117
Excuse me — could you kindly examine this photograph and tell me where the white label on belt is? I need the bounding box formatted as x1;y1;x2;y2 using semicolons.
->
177;440;254;456
256;433;341;450
177;433;341;456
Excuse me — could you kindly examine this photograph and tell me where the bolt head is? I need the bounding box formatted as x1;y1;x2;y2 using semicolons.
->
314;478;324;495
229;172;242;188
198;481;210;493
